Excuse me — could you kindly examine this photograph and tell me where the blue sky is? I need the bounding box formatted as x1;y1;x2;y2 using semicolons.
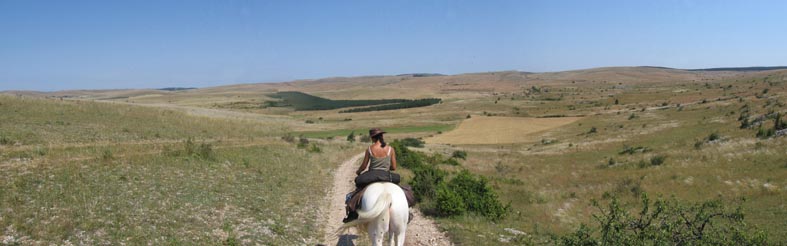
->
1;0;786;91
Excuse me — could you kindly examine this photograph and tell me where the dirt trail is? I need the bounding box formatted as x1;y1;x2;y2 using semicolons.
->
322;154;453;246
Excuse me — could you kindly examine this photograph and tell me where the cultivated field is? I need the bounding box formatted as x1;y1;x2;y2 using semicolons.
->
426;116;582;145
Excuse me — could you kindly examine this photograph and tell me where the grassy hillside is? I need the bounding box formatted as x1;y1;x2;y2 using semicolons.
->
3;66;786;245
0;95;359;245
414;70;787;244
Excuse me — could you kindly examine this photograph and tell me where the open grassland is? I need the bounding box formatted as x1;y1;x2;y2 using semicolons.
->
418;71;787;244
4;67;787;245
426;116;582;145
0;95;361;245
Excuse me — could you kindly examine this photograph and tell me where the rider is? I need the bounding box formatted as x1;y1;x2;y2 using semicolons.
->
343;128;398;223
356;128;397;177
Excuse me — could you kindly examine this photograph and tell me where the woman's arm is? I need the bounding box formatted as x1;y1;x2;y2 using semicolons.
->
390;147;397;171
356;150;370;175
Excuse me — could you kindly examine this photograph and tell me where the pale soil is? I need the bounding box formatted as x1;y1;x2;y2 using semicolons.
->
321;154;453;246
426;116;583;145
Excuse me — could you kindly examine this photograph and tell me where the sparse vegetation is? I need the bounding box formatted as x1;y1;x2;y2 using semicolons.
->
560;194;767;245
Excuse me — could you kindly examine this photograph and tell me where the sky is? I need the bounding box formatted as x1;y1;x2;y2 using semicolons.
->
1;0;786;91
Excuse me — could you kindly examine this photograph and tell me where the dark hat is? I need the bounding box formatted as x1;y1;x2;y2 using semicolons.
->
369;128;386;137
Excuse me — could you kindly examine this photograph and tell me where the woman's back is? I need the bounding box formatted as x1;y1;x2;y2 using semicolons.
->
367;146;392;171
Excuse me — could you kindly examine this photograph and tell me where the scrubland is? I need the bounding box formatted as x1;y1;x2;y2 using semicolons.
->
2;67;786;245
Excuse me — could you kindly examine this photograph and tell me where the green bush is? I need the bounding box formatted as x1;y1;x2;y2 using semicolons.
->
451;150;467;160
439;170;509;220
649;155;666;166
559;194;768;245
434;184;466;216
197;143;215;160
0;135;12;145
346;131;355;142
707;132;721;141
410;165;446;200
297;137;309;148
399;137;425;148
444;158;461;166
393;140;507;220
308;143;321;153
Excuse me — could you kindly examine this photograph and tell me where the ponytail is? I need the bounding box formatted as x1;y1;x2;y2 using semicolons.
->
373;134;387;147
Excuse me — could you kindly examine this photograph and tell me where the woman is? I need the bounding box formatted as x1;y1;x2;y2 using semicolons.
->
343;128;401;223
355;128;397;177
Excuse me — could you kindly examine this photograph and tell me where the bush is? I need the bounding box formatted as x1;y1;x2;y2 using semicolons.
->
649;155;666;166
434;184;466;216
308;144;321;153
399;137;425;148
707;132;721;141
618;145;650;155
281;133;295;143
451;150;467;160
441;170;509;220
559;194;768;245
588;127;597;134
346;131;355;142
444;158;460;166
411;165;446;200
297;137;309;148
197;143;215;160
0;135;13;145
393;140;507;220
359;135;371;143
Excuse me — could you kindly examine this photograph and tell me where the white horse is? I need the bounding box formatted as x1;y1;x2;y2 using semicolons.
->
338;182;409;246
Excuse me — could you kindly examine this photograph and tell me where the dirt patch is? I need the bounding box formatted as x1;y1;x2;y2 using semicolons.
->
426;116;582;145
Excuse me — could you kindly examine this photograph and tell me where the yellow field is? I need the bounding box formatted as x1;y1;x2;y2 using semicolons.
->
426;116;582;144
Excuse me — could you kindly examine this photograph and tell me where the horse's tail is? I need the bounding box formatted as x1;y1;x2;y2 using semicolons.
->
337;191;392;231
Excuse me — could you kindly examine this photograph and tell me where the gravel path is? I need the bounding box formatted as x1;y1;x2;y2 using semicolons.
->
321;153;453;246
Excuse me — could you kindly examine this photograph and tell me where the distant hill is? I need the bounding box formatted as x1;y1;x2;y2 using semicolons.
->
638;66;787;72
686;66;787;72
158;87;196;91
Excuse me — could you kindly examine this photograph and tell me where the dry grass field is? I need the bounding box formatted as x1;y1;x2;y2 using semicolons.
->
426;116;582;144
3;66;786;245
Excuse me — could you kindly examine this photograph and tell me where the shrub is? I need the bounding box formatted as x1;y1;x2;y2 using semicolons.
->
588;127;597;134
649;155;666;166
0;135;13;145
196;143;215;160
559;194;768;245
297;137;309;148
707;132;721;141
308;143;321;153
101;148;114;161
359;135;371;143
411;165;446;200
346;131;355;142
451;150;467;160
444;158;460;166
443;170;509;220
281;133;295;143
434;184;466;216
399;137;425;148
618;145;650;155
